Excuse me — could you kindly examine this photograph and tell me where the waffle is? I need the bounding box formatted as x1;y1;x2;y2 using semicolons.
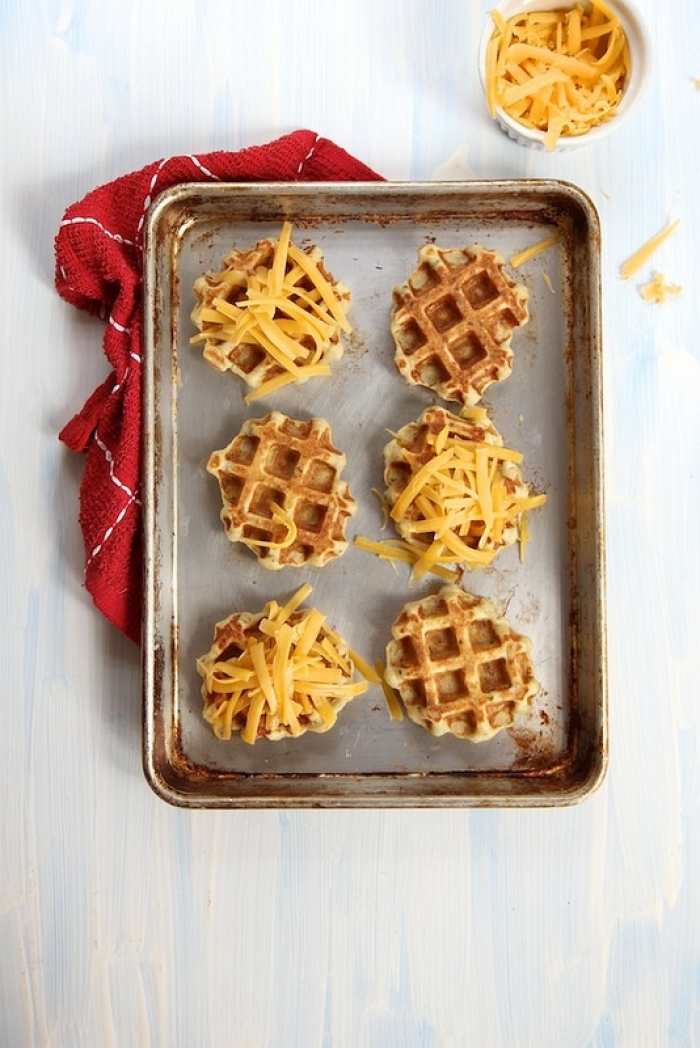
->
207;411;357;569
384;585;539;740
390;243;529;406
190;222;351;401
197;585;368;743
383;405;543;574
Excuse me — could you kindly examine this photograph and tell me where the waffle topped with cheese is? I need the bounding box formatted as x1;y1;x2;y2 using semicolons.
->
190;221;352;403
207;411;357;569
390;243;529;406
384;585;539;740
383;405;545;577
197;585;369;743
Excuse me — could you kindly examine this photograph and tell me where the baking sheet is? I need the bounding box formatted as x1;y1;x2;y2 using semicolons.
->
142;180;607;808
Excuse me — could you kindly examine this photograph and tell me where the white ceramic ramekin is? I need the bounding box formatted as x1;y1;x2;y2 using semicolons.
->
478;0;652;149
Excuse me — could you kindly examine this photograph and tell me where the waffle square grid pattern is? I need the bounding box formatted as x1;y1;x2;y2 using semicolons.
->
384;585;539;740
206;411;357;569
391;244;529;406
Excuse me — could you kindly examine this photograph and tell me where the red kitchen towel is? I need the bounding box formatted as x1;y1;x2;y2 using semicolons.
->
56;129;383;644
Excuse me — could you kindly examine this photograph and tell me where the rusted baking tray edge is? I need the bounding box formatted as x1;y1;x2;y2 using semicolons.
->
141;179;608;809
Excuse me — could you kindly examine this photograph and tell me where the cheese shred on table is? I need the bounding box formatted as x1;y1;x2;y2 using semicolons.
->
197;585;375;744
639;272;682;303
485;1;631;149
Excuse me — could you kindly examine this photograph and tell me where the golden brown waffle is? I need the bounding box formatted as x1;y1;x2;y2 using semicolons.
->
391;243;529;406
191;223;351;400
383;405;543;574
384;585;539;740
207;411;357;569
197;585;368;743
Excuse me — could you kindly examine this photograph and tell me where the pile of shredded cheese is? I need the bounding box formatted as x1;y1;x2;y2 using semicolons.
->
191;221;351;403
197;585;376;744
485;1;630;149
357;412;546;581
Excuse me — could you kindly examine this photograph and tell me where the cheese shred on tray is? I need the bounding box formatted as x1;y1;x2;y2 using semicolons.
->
190;221;352;403
196;585;376;744
485;1;631;149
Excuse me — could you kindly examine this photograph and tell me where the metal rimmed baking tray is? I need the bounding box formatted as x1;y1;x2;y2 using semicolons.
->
142;180;607;808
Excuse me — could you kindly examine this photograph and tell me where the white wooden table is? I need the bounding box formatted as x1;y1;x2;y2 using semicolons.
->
2;1;698;1044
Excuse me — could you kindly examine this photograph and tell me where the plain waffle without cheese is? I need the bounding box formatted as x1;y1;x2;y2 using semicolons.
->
384;585;539;740
207;411;357;569
391;243;529;406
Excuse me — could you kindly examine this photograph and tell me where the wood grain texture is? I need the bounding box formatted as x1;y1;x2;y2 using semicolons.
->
1;0;699;1045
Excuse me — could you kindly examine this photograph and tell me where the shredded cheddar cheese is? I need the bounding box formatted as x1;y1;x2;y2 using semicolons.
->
240;504;297;550
509;234;560;269
242;363;332;404
197;585;371;744
374;660;404;721
459;405;489;421
191;221;351;398
366;415;546;582
352;535;460;582
620;219;681;280
485;1;631;149
518;510;531;563
390;425;545;578
639;272;682;303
